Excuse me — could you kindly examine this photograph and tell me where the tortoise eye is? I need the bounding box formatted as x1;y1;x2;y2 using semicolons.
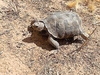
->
35;26;38;28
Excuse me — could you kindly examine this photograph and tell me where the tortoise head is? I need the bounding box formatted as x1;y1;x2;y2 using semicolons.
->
31;20;45;31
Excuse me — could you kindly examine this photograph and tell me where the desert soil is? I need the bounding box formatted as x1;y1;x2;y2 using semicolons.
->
0;0;100;75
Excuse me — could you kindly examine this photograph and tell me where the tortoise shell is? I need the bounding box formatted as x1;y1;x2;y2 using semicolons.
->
42;11;83;39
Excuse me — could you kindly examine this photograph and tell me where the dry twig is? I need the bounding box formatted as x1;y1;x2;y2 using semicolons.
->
76;27;97;52
68;27;97;55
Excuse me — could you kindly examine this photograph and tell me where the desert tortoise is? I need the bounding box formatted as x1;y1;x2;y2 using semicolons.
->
30;11;89;48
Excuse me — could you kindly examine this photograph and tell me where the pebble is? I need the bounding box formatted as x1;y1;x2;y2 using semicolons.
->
97;42;100;47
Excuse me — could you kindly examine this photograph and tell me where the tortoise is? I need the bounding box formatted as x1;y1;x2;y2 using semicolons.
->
30;11;89;48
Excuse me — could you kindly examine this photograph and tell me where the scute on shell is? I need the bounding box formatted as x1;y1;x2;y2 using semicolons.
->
42;11;84;38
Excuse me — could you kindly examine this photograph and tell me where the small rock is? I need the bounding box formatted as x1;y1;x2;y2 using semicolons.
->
98;50;100;55
97;42;100;46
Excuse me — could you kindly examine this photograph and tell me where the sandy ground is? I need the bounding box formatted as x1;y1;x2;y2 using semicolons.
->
0;0;100;75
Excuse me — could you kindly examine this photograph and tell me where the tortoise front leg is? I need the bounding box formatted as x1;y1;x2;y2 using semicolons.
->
48;36;59;49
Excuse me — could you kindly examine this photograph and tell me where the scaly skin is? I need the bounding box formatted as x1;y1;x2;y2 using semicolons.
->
81;32;89;40
48;36;59;49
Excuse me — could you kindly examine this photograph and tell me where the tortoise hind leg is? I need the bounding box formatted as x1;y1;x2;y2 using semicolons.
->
48;36;59;49
81;32;89;40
